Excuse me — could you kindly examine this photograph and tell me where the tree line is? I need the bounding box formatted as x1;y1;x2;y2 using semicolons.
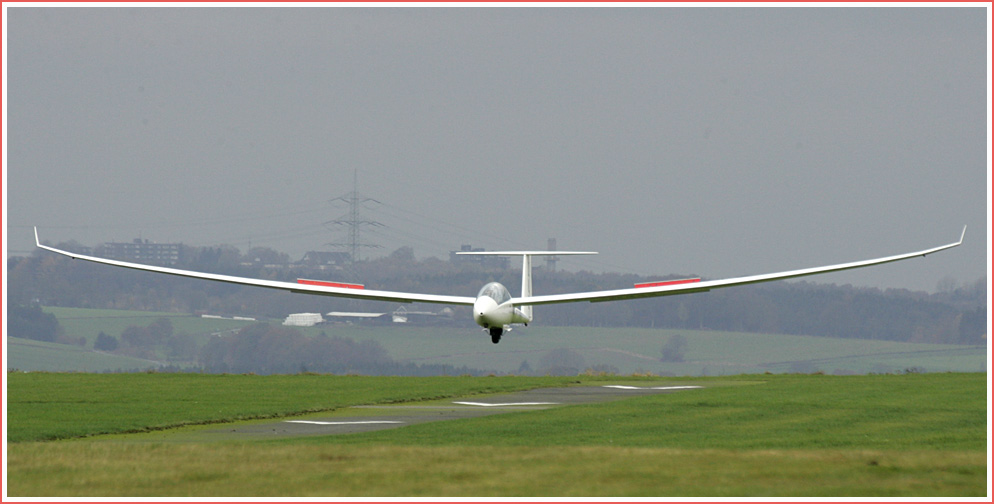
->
68;316;498;376
8;241;987;345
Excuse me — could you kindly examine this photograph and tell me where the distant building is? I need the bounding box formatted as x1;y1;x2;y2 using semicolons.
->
283;313;325;327
325;311;389;324
391;305;454;324
449;244;508;269
300;251;351;269
96;239;182;265
323;306;456;326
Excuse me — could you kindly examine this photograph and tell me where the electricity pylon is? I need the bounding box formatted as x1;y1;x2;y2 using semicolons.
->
325;170;383;264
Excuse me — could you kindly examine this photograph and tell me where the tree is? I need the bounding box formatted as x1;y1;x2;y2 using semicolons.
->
147;318;174;345
388;246;415;263
94;332;119;351
167;332;198;360
120;325;152;349
244;247;290;266
660;334;688;363
198;323;394;375
8;305;62;342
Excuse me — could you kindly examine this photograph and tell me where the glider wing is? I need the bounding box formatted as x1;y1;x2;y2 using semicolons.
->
34;228;476;306
512;226;967;306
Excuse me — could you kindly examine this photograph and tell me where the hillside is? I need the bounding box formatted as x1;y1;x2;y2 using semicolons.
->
4;307;986;375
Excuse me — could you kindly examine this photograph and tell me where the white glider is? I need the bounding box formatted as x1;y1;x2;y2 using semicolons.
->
35;226;965;344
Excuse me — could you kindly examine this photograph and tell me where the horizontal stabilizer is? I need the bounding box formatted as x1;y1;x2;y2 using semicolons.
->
456;251;597;256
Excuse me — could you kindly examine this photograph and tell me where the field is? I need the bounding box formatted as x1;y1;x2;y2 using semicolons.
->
9;307;987;375
41;306;259;347
348;324;986;376
6;337;165;372
4;373;583;442
4;372;989;497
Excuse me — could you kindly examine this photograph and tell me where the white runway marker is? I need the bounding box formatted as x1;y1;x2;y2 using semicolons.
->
453;401;558;407
603;385;703;390
285;420;404;425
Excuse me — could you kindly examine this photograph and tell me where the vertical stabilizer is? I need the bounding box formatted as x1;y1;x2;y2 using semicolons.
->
520;254;533;322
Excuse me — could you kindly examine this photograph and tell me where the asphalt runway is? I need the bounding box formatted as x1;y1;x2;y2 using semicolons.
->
209;384;703;439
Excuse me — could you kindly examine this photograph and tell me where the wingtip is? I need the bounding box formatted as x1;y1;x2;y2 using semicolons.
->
34;226;40;247
958;225;967;245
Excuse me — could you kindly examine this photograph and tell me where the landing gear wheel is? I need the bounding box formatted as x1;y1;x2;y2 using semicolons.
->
489;327;503;344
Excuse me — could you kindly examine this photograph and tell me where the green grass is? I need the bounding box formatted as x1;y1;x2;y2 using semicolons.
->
317;373;986;451
6;337;164;372
4;372;987;497
5;444;984;497
44;306;259;346
4;373;589;442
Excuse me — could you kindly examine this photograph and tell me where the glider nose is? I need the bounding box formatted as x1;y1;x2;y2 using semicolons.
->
473;296;498;328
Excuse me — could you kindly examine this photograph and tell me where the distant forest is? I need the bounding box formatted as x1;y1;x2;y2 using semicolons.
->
8;241;987;346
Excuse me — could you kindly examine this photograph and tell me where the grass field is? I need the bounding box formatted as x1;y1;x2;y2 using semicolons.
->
6;443;983;497
10;307;987;376
4;373;584;442
43;306;259;347
363;324;986;376
6;337;165;372
4;372;989;497
316;373;986;451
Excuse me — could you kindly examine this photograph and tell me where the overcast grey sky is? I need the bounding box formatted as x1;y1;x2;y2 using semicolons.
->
4;5;989;293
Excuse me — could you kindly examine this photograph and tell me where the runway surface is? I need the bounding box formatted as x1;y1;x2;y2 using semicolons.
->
207;384;703;439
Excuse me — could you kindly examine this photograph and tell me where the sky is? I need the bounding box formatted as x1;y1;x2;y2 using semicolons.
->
3;4;990;294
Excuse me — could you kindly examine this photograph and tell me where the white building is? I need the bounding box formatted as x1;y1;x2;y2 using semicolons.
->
282;313;325;327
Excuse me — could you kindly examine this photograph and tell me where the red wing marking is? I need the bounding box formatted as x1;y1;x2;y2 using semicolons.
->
634;278;701;289
296;279;365;290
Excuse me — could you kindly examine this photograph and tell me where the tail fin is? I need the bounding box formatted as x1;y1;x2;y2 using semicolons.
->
520;254;533;322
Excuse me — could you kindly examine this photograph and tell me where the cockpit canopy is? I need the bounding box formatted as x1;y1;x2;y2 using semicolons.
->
477;282;511;304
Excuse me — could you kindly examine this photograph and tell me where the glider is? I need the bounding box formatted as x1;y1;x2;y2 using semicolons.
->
35;226;965;344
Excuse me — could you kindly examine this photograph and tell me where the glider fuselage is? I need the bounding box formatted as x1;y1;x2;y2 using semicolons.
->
473;281;531;331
